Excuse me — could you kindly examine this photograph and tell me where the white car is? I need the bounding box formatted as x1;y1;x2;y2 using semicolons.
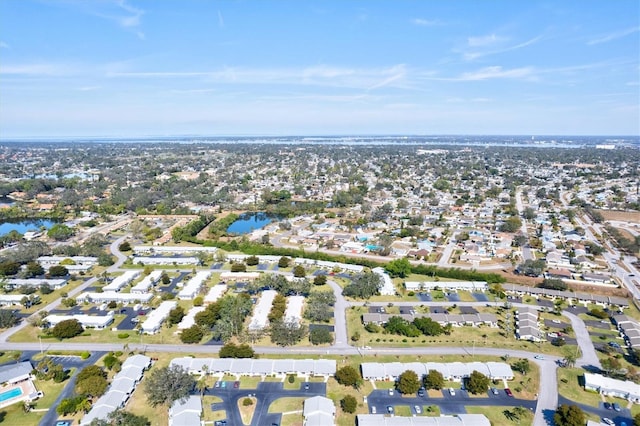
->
449;388;455;396
414;405;422;414
602;418;614;426
388;388;394;396
371;406;376;414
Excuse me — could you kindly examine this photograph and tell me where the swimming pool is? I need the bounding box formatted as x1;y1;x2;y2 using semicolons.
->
0;387;22;402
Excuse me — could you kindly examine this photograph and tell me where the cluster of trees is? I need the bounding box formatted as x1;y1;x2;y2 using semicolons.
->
249;273;311;297
309;327;333;345
517;259;546;277
334;366;362;388
270;320;308;346
268;294;287;323
88;410;150;426
144;365;196;407
219;342;255;358
180;325;205;344
194;294;252;342
553;404;585;426
34;357;68;383
75;365;108;398
0;310;20;328
538;278;567;291
303;291;335;323
171;214;214;242
499;216;523;233
343;272;382;299
378;316;448;338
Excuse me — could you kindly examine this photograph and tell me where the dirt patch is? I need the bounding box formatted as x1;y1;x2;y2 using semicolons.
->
596;209;640;224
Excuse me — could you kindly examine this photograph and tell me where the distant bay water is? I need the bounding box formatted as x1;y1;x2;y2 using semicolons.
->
226;212;279;235
0;219;58;237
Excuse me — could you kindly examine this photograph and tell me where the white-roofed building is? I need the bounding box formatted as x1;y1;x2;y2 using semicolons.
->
177;271;211;300
0;294;33;306
360;362;513;382
131;270;163;294
284;296;305;325
177;306;205;330
404;281;488;292
204;284;227;304
45;312;114;330
584;373;640;402
133;245;217;255
303;396;335;426
103;271;141;292
132;256;200;266
4;278;68;290
141;301;177;334
372;267;395;296
248;290;277;330
169;357;336;379
219;272;260;281
169;395;202;426
37;256;98;272
76;292;154;304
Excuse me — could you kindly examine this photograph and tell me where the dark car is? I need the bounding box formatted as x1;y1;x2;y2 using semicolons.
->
505;388;513;397
417;388;425;397
604;402;612;410
233;381;240;388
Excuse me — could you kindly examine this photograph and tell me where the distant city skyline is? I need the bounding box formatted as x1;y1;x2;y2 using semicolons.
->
0;0;638;137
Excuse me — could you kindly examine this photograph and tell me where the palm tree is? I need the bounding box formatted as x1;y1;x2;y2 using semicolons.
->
196;377;207;396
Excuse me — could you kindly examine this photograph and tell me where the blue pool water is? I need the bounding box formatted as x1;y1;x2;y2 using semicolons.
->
0;387;22;402
366;244;382;251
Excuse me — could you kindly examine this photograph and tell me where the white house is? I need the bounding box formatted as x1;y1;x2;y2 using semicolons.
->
177;271;211;300
248;290;277;331
141;301;177;334
130;270;163;294
103;271;141;292
45;312;115;330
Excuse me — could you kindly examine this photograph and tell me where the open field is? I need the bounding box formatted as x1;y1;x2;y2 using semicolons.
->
467;405;534;425
596;210;640;224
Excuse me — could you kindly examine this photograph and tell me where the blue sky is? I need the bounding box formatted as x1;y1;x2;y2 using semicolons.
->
0;0;638;137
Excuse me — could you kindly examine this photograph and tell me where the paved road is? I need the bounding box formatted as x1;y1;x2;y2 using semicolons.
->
515;189;534;262
328;280;350;348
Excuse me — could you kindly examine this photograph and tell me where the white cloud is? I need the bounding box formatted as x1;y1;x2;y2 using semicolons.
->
0;63;73;76
218;10;225;29
463;34;543;61
411;18;441;27
587;26;640;45
458;66;535;81
467;33;507;47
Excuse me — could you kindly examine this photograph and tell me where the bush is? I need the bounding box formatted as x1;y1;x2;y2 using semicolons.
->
287;374;295;384
117;333;129;339
51;319;84;339
243;397;253;406
193;296;204;307
231;262;247;272
340;395;357;413
180;325;204;344
80;351;90;360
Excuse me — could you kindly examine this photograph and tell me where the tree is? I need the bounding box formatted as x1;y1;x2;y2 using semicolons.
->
397;370;421;394
161;272;171;285
245;255;259;266
309;327;333;345
413;317;444;336
340;395;357;414
511;358;531;376
335;366;362;388
601;357;622;375
0;261;20;276
51;319;84;339
118;241;131;252
144;365;196;407
553;404;585;426
293;265;306;278
39;282;53;295
466;370;490;394
219;342;255;358
278;256;291;268
500;216;522;233
97;252;114;267
230;262;247;272
0;309;19;328
48;265;69;277
76;374;108;398
270;320;308;346
313;274;327;286
180;325;204;344
634;412;640;426
385;258;411;278
90;410;151;426
168;306;185;326
47;224;74;241
26;261;44;277
423;370;444;390
539;278;567;291
342;271;382;299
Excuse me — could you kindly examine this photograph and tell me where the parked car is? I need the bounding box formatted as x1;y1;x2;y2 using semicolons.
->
388;388;394;396
417;388;425;397
602;418;614;426
55;422;71;426
613;402;621;411
387;406;394;414
414;405;422;414
449;388;455;396
220;381;227;388
214;381;221;388
491;388;499;395
304;383;309;390
534;355;544;359
233;381;239;388
505;388;513;397
604;402;612;410
371;406;376;414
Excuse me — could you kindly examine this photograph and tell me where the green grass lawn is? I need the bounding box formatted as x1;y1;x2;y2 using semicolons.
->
467;405;534;425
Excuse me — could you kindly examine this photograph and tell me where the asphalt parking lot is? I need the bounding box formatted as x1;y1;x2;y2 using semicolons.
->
206;380;326;426
366;388;536;416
